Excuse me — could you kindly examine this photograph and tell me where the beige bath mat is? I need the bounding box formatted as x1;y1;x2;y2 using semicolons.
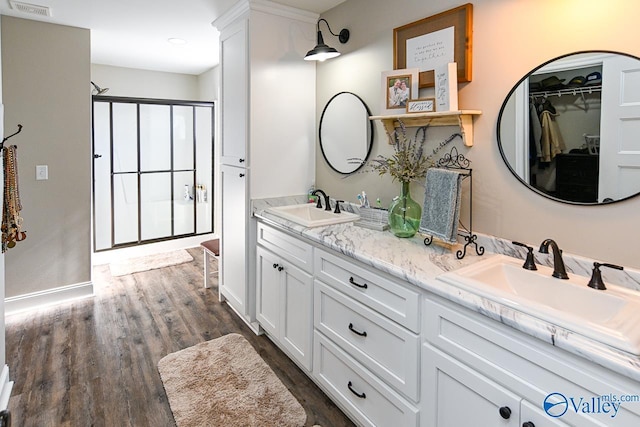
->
158;333;307;427
109;249;193;276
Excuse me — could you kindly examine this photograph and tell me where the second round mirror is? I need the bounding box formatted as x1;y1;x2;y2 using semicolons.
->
319;92;373;174
497;51;640;205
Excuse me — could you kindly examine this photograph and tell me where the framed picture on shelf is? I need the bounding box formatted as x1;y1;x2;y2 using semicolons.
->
380;68;419;115
407;98;436;113
393;3;473;88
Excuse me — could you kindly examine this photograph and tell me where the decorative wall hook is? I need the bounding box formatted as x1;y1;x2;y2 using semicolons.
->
1;124;23;149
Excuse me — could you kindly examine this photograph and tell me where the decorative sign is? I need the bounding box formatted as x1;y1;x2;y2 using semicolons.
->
406;27;454;73
435;62;459;112
407;98;436;113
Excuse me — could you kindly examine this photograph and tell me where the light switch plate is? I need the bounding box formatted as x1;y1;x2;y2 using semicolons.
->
36;165;48;180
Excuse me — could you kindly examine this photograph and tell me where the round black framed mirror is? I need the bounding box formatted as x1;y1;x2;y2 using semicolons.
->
497;50;640;205
319;92;374;174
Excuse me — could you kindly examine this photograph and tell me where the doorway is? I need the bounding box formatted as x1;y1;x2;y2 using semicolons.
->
92;96;214;251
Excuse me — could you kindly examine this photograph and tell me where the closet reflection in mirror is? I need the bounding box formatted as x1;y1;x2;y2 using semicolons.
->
319;92;373;174
497;51;640;205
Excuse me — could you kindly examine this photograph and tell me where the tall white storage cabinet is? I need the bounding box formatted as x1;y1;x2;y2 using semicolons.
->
213;0;316;332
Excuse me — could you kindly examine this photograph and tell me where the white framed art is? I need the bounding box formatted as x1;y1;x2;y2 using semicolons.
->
435;62;459;111
380;68;419;115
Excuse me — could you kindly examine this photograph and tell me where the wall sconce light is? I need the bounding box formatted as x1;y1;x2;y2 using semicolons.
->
304;18;350;62
91;81;109;95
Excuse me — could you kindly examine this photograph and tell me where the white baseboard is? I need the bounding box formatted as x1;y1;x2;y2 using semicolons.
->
222;299;263;336
4;281;94;315
0;365;13;411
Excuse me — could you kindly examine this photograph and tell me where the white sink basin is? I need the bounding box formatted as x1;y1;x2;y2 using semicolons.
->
266;203;360;228
438;254;640;355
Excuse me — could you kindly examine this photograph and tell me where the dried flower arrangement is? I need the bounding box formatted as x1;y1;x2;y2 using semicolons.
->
357;121;461;185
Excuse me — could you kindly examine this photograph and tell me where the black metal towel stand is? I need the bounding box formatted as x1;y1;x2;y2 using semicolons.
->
423;146;485;259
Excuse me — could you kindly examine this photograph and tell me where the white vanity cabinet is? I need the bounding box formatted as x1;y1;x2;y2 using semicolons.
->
219;18;248;167
256;223;313;370
213;0;316;333
251;219;640;427
313;247;421;427
422;296;640;427
219;165;252;319
423;343;569;426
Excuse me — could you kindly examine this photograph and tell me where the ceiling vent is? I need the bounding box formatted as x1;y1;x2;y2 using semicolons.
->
9;1;52;17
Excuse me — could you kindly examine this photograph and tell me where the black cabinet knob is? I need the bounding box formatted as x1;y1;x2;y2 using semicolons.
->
239;173;245;178
499;406;511;419
522;422;535;427
277;266;284;272
272;263;278;269
239;158;245;163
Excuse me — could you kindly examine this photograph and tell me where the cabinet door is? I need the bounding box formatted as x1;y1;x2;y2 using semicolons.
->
256;246;281;337
280;261;313;371
220;19;248;166
422;343;520;427
220;164;248;313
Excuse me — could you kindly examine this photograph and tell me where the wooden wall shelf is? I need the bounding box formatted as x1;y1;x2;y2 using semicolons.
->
369;110;482;147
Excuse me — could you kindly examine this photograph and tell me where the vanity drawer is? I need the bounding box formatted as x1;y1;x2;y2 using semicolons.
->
315;281;420;401
314;248;420;333
257;222;313;272
313;331;419;427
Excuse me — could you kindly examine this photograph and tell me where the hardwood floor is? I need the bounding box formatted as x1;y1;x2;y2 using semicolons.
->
5;248;354;427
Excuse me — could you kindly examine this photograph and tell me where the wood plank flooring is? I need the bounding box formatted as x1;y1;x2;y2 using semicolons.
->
5;248;355;427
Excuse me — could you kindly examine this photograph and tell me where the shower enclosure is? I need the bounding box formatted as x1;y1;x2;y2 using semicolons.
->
92;96;214;251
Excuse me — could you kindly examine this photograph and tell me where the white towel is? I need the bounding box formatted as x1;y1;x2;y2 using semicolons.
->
419;168;463;244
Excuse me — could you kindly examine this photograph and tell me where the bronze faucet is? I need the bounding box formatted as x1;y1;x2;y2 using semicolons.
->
312;189;331;211
539;239;569;279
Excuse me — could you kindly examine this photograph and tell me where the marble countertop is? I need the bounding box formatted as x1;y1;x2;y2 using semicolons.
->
252;196;640;383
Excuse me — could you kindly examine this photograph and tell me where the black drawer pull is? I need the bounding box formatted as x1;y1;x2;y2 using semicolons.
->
348;323;367;337
499;406;511;419
347;381;366;399
522;422;535;427
273;263;278;269
348;276;368;289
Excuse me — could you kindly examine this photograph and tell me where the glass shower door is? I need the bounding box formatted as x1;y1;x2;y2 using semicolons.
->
92;97;214;251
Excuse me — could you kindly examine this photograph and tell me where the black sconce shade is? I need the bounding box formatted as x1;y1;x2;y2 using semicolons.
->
304;19;350;61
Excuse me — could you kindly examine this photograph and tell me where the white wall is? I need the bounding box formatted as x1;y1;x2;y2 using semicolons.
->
2;16;92;299
198;66;219;102
91;64;201;100
316;0;640;269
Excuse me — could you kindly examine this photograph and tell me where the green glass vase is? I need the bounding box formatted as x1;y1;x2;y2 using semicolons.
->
388;181;422;238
